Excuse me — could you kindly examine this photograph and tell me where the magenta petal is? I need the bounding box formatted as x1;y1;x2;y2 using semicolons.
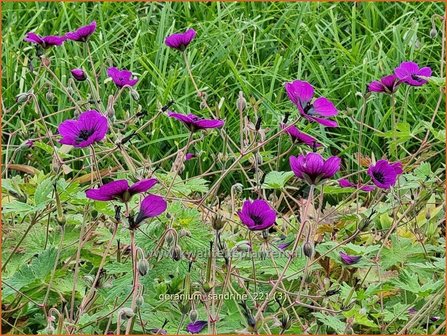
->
311;116;338;128
165;28;196;50
312;97;338;117
360;185;375;192
138;194;167;220
339;178;355;188
194;119;225;129
368;80;385;92
167;111;194;124
24;32;43;44
58;120;79;146
65;21;96;41
129;178;158;194
238;199;276;231
186;320;207;334
85;180;129;201
107;67;138;88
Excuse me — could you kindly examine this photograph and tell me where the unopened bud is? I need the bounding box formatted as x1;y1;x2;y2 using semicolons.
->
137;258;149;276
43;324;55;335
165;230;175;246
303;242;314;258
136;295;144;308
120;307;135;319
130;89;140;101
16;92;30;104
203;281;214;293
189;309;198;323
179;228;191;238
171;245;182;261
237;91;247;112
46;91;55;102
430;27;438;39
425;209;431;220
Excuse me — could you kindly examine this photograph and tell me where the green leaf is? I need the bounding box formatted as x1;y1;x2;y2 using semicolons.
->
262;171;294;189
34;178;53;205
314;312;346;334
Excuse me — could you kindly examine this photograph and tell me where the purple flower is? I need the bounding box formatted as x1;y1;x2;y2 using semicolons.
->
132;194;167;229
65;21;97;42
237;199;276;231
338;178;375;192
168;112;224;132
185;153;196;161
165;28;196;51
281;124;321;148
367;160;403;189
289;152;341;185
85;178;158;202
107;67;138;88
186;320;207;334
24;32;66;48
339;252;361;265
25;140;34;148
58;110;108;148
71;68;87;81
285;80;338;128
368;74;400;94
394;61;432;87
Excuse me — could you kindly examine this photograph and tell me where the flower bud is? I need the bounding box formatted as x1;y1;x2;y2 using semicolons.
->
171;245;182;261
179;228;191;238
71;68;87;81
43;324;55;335
137;258;149;276
425;209;431;220
165;230;175;246
189;309;198;323
303;242;314;258
179;302;191;315
430;27;438;39
130;89;140;101
237;91;247;112
46;91;55;102
120;307;135;319
136;295;144;308
16;92;30;104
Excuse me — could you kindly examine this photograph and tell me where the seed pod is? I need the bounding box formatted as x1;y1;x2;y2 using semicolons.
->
171;245;182;261
179;228;191;238
255;116;262;131
303;242;314;258
137;258;149;276
106;95;115;119
211;215;225;231
189;309;198;323
202;281;214;293
425;209;431;220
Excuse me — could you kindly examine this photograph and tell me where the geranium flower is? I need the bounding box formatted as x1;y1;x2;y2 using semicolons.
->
281;124;321;148
65;21;97;42
289;152;340;185
58;110;108;148
107;67;138;88
339;252;361;265
185;153;196;161
278;240;292;251
165;28;196;51
85;178;158;202
24;32;66;48
186;320;207;334
394;61;432;86
338;178;375;192
168;112;224;132
237;199;276;231
285;80;338;127
71;68;87;81
368;74;400;94
367;160;403;189
130;194;167;230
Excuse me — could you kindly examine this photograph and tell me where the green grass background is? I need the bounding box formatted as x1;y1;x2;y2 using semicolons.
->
2;1;445;192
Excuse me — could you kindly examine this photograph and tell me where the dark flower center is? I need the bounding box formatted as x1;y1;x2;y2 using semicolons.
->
76;128;95;143
250;214;264;226
411;75;422;82
373;171;385;183
303;101;314;114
